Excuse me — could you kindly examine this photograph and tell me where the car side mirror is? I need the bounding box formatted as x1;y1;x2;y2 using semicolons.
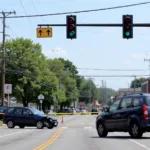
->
29;113;33;116
104;107;109;112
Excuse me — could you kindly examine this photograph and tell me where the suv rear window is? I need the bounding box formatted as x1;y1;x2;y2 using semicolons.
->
146;97;150;106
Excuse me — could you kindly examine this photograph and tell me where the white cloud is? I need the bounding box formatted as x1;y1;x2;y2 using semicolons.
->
42;48;68;59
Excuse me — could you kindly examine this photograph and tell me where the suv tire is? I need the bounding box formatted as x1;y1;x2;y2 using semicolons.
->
47;123;54;129
36;121;44;129
129;121;143;138
7;120;15;128
97;122;108;137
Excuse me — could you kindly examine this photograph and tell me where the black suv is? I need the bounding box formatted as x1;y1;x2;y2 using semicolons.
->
96;93;150;138
3;107;58;129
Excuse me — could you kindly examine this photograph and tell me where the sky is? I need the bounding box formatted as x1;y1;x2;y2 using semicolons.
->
1;0;150;91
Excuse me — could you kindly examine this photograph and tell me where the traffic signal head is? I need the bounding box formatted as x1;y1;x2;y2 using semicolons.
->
123;15;133;39
66;15;76;39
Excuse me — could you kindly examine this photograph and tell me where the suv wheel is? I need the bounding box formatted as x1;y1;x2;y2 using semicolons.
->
47;123;54;129
19;125;25;128
97;123;108;137
36;121;44;129
129;122;143;138
7;120;15;128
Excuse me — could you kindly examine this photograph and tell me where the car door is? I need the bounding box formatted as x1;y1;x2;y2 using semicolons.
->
103;99;121;130
13;108;24;125
113;97;132;130
23;108;36;126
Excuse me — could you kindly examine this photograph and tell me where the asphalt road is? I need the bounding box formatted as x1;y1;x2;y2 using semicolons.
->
1;115;150;150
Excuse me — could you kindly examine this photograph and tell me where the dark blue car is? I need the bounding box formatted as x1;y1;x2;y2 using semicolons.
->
96;93;150;138
3;107;58;129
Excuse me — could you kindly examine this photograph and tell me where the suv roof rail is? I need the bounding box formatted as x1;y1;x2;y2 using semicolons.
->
124;93;143;96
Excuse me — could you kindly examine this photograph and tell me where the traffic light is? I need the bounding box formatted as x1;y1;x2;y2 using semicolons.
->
123;15;133;39
66;15;77;39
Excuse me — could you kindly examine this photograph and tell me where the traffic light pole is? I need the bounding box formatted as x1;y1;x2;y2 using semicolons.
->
38;23;150;27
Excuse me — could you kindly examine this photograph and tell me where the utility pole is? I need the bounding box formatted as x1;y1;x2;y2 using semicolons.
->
134;76;136;93
102;80;104;105
0;11;16;106
104;81;107;104
144;58;150;77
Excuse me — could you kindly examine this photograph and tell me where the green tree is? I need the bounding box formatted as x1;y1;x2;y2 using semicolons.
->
79;79;98;104
47;58;80;109
0;38;58;107
130;78;147;88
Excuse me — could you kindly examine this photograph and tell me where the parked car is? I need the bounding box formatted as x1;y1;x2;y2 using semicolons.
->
96;93;150;138
91;109;99;115
57;108;76;115
81;109;87;115
3;107;58;129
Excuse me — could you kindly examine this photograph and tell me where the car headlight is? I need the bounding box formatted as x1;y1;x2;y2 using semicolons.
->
49;119;52;122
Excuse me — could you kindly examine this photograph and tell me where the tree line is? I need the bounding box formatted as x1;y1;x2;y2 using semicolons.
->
0;38;116;110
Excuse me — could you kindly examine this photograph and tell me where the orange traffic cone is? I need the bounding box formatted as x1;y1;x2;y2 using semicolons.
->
61;116;64;123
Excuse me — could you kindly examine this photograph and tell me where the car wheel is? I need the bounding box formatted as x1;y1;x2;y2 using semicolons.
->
19;125;25;128
47;123;54;129
7;120;15;128
97;123;108;137
36;121;44;129
129;122;143;138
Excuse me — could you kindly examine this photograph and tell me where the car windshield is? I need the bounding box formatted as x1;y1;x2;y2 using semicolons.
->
29;108;44;115
81;110;86;112
146;97;150;106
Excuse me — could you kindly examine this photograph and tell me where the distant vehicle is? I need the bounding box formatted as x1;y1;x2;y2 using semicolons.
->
3;107;58;129
91;109;98;115
96;93;150;138
57;108;76;115
81;109;87;115
75;108;80;113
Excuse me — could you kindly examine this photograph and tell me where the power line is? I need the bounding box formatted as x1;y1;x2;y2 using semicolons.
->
19;0;33;28
2;1;150;19
31;0;45;22
78;75;149;77
77;68;148;71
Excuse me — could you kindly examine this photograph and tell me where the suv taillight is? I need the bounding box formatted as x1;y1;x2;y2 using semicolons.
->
143;104;148;119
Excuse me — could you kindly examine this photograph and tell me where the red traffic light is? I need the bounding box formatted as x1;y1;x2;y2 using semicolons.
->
68;17;74;24
125;17;131;23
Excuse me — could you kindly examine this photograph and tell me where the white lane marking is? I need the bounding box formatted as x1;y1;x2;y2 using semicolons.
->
114;132;150;150
84;127;92;129
129;139;150;150
0;130;31;138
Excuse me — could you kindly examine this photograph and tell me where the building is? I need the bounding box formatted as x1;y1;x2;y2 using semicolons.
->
117;87;141;98
141;79;150;93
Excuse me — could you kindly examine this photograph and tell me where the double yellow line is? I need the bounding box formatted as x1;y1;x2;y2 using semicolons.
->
33;128;63;150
